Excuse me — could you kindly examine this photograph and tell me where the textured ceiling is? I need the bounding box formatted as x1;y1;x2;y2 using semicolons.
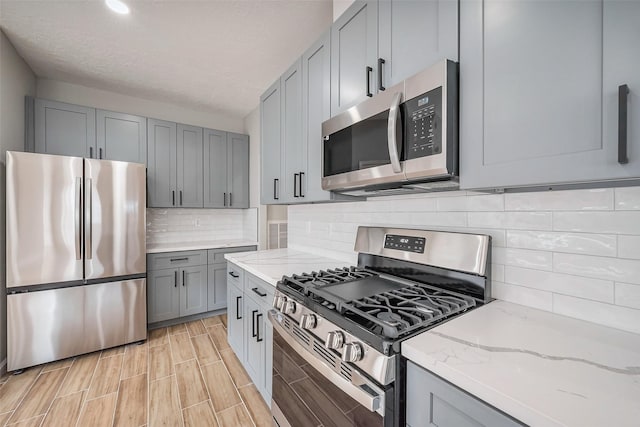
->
0;0;333;118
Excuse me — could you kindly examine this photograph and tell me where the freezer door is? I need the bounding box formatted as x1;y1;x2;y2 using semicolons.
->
84;158;146;279
6;151;84;288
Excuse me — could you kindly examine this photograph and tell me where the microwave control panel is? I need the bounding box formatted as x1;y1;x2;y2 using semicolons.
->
404;86;442;160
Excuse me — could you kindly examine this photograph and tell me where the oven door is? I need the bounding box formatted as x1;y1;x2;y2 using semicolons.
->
269;310;389;427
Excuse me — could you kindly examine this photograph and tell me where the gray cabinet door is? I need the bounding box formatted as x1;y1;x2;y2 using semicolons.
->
228;133;250;208
459;0;613;190
147;119;177;207
34;99;96;158
147;268;180;323
243;296;265;389
227;283;244;360
406;362;524;427
330;0;378;115
260;79;282;204
280;59;303;203
179;265;207;317
302;31;332;202
378;0;458;87
207;264;227;311
176;124;204;208
203;129;228;208
96;110;147;164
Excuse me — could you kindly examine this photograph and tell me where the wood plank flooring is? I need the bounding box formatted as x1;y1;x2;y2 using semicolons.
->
0;314;270;427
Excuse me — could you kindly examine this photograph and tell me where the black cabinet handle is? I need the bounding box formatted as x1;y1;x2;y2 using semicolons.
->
378;58;386;91
172;190;175;206
229;193;233;207
229;271;239;278
294;173;300;197
619;84;630;164
174;270;177;288
251;310;258;338
170;257;188;262
179;190;183;206
256;313;263;342
99;148;103;159
182;270;185;286
366;66;373;97
236;296;242;320
223;192;227;207
299;172;305;197
89;146;94;158
274;178;279;200
251;287;267;297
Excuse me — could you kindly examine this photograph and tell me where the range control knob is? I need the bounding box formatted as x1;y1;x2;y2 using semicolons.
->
299;314;317;330
325;331;345;350
282;300;297;315
273;295;286;310
342;342;364;363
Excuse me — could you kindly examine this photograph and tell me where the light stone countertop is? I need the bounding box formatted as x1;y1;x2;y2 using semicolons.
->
402;300;640;427
146;240;258;254
224;248;351;286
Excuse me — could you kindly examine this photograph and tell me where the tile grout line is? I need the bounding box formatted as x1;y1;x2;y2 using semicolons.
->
192;319;221;427
108;351;126;427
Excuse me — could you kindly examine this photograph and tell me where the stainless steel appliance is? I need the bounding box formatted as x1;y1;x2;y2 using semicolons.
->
269;226;491;427
322;60;458;196
6;151;146;372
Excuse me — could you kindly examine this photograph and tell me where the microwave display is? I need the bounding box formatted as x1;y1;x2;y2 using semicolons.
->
404;86;442;160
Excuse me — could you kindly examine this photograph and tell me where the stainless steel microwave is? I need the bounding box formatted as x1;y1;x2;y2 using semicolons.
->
321;59;458;196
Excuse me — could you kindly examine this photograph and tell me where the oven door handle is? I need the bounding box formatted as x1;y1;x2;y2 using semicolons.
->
387;91;403;174
268;310;384;415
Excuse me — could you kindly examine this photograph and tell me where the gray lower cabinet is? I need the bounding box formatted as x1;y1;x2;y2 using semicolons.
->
32;98;96;158
96;109;146;164
207;264;227;311
176;124;204;208
260;80;282;204
147;268;180;323
205;130;250;209
460;0;640;190
406;362;524;427
180;265;207;316
227;281;244;360
243;296;265;388
147;119;177;208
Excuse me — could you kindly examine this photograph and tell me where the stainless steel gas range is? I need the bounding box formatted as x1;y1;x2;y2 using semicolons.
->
268;226;492;427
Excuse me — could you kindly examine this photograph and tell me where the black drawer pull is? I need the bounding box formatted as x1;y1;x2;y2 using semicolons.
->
251;287;267;297
366;66;373;97
229;193;233;206
251;309;258;338
256;313;263;342
273;178;279;200
229;271;240;278
182;270;185;287
170;257;188;262
179;190;183;206
99;148;103;159
236;296;242;320
619;84;630;164
174;270;177;288
172;190;175;206
294;173;299;197
378;58;386;91
299;172;305;197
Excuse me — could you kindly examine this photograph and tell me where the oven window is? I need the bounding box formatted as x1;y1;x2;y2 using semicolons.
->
323;110;392;177
272;327;384;427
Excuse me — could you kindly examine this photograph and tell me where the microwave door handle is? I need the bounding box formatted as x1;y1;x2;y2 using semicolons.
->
387;92;403;173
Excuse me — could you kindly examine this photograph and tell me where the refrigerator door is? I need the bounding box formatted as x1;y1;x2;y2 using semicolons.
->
84;158;146;280
6;151;84;288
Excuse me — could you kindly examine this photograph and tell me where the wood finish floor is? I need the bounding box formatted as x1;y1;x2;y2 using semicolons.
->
0;314;272;427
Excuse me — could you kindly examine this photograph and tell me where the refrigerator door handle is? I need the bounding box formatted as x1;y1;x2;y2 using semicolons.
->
75;177;82;260
84;178;93;260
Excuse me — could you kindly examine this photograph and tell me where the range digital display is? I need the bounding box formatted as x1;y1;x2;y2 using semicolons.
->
384;234;426;253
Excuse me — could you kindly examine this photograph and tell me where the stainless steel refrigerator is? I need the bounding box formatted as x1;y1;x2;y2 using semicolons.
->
6;151;146;371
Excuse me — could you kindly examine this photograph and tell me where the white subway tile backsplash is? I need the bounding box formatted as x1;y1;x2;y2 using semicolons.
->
553;211;640;234
505;188;613;211
505;266;614;303
289;185;640;334
552;294;640;335
507;230;617;257
615;187;640;210
618;235;640;260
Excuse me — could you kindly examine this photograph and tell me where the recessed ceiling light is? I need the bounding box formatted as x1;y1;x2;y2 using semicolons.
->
105;0;129;15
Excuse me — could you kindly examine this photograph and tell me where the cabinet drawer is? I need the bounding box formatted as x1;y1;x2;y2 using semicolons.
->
227;262;244;289
244;273;275;308
147;250;207;270
208;246;257;265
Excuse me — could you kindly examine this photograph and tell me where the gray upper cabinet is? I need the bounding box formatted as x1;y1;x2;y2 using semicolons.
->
281;59;303;203
378;0;458;88
147;119;177;208
260;80;282;204
460;0;640;190
330;0;378;115
228;133;250;208
96;110;147;164
204;129;228;208
176;124;204;208
406;362;524;427
34;99;96;158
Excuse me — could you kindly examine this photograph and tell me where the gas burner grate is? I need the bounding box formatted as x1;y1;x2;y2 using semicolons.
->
280;266;377;297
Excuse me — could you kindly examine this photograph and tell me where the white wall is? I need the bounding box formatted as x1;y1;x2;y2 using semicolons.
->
243;106;267;249
333;0;355;21
36;78;245;133
0;30;37;368
289;187;640;335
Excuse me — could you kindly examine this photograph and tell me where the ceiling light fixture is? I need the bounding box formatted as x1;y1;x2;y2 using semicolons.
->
105;0;130;15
